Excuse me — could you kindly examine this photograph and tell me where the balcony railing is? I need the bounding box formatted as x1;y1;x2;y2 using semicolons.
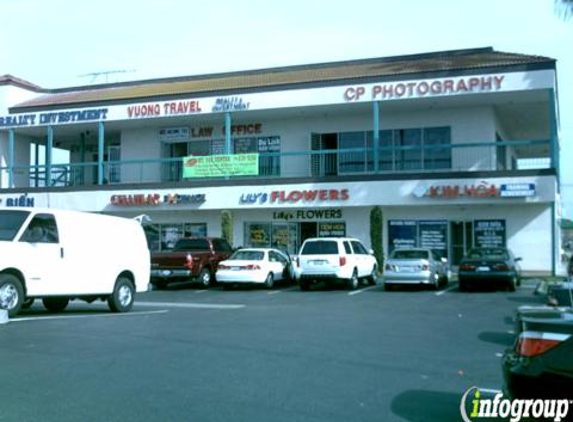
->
0;139;553;189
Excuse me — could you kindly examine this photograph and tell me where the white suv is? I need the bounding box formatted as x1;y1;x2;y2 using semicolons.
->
294;237;378;290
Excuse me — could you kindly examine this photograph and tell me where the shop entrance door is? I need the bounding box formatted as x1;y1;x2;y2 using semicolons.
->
450;221;473;266
300;222;317;246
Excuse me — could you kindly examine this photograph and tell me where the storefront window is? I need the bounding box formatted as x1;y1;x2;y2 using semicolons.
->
245;223;272;248
144;222;207;252
320;127;451;175
423;127;451;170
396;129;422;170
388;219;507;263
339;132;367;173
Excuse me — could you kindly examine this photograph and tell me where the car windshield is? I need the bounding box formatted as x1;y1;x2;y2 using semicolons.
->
301;240;339;255
0;210;30;241
466;248;509;260
391;250;429;260
229;250;264;261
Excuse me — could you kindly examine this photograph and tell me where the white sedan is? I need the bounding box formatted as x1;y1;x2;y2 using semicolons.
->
216;248;293;289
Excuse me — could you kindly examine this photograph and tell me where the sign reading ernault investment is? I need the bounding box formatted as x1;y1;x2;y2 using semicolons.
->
182;154;259;178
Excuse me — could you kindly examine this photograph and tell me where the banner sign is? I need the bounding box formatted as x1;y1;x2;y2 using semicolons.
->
474;220;506;248
318;222;346;237
182;154;259;178
388;220;417;252
419;220;448;257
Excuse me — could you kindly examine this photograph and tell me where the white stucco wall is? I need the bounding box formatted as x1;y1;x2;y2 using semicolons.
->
120;128;162;183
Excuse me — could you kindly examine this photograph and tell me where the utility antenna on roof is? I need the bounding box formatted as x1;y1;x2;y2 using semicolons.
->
77;69;136;84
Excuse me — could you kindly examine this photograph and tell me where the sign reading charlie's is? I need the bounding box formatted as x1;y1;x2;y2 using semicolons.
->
182;154;259;178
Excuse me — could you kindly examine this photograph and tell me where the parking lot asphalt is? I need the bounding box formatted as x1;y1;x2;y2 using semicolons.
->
0;279;546;422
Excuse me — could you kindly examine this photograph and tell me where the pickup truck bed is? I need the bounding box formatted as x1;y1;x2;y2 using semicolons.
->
150;237;232;289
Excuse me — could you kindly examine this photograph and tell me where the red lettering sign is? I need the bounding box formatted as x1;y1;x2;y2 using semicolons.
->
269;189;350;203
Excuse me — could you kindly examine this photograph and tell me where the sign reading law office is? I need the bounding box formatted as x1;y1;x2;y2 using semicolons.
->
182;154;259;178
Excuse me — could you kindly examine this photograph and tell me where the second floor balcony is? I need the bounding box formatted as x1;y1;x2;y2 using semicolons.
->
0;138;554;190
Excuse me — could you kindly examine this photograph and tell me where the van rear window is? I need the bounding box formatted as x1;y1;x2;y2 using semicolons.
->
301;240;339;255
0;210;30;241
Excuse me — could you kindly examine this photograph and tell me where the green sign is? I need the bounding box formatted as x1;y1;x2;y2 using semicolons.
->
182;154;259;178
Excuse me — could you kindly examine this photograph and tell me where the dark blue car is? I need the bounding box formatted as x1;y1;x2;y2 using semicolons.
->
458;247;522;291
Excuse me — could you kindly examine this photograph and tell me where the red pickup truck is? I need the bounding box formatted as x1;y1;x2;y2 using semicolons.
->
150;237;233;289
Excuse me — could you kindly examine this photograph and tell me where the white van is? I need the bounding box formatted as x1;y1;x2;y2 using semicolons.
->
0;208;150;317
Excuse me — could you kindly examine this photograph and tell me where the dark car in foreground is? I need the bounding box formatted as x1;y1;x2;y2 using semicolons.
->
502;306;573;399
458;247;522;291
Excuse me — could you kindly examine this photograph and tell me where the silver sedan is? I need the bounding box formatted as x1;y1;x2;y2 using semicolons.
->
383;248;449;290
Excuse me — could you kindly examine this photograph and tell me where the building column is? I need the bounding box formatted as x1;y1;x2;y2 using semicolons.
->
549;89;559;277
224;111;232;154
46;126;53;186
549;89;559;186
373;101;380;173
8;129;15;187
34;142;40;186
98;121;105;185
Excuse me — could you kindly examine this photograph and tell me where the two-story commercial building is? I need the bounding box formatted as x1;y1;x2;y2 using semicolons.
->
0;47;564;275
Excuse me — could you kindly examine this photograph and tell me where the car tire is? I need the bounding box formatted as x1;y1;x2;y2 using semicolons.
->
384;283;393;291
348;270;359;290
459;280;469;292
507;277;517;292
264;273;275;289
299;280;310;291
151;280;168;290
42;297;70;313
0;274;24;317
198;268;212;288
108;277;135;313
367;266;378;285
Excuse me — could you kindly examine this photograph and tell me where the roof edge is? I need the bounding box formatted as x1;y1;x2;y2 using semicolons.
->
0;74;43;91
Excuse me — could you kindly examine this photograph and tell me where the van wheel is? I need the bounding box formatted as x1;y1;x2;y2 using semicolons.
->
299;280;310;291
0;274;24;317
198;268;212;288
108;277;135;313
348;270;359;290
43;297;69;313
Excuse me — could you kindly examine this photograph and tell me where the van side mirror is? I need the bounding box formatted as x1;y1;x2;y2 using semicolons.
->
369;249;375;255
441;257;448;264
515;257;523;262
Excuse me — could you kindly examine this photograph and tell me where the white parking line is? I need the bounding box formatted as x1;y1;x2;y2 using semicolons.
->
348;285;378;296
11;309;169;322
195;290;208;294
136;301;246;309
267;290;281;295
435;283;459;296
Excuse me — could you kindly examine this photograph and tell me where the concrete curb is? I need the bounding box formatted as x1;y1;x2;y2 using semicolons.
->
0;309;9;324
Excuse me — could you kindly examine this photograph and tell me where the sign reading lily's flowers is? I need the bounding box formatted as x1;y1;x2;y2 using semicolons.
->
182;154;259;178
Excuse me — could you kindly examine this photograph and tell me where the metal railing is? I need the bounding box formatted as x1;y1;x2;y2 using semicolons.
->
0;139;553;189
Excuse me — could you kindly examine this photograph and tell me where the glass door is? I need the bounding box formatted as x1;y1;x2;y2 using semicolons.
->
450;221;473;265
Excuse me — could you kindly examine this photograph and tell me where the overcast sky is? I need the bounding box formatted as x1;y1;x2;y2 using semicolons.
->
1;0;572;217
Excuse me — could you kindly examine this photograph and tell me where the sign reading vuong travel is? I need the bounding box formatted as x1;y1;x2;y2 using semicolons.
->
182;154;259;178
